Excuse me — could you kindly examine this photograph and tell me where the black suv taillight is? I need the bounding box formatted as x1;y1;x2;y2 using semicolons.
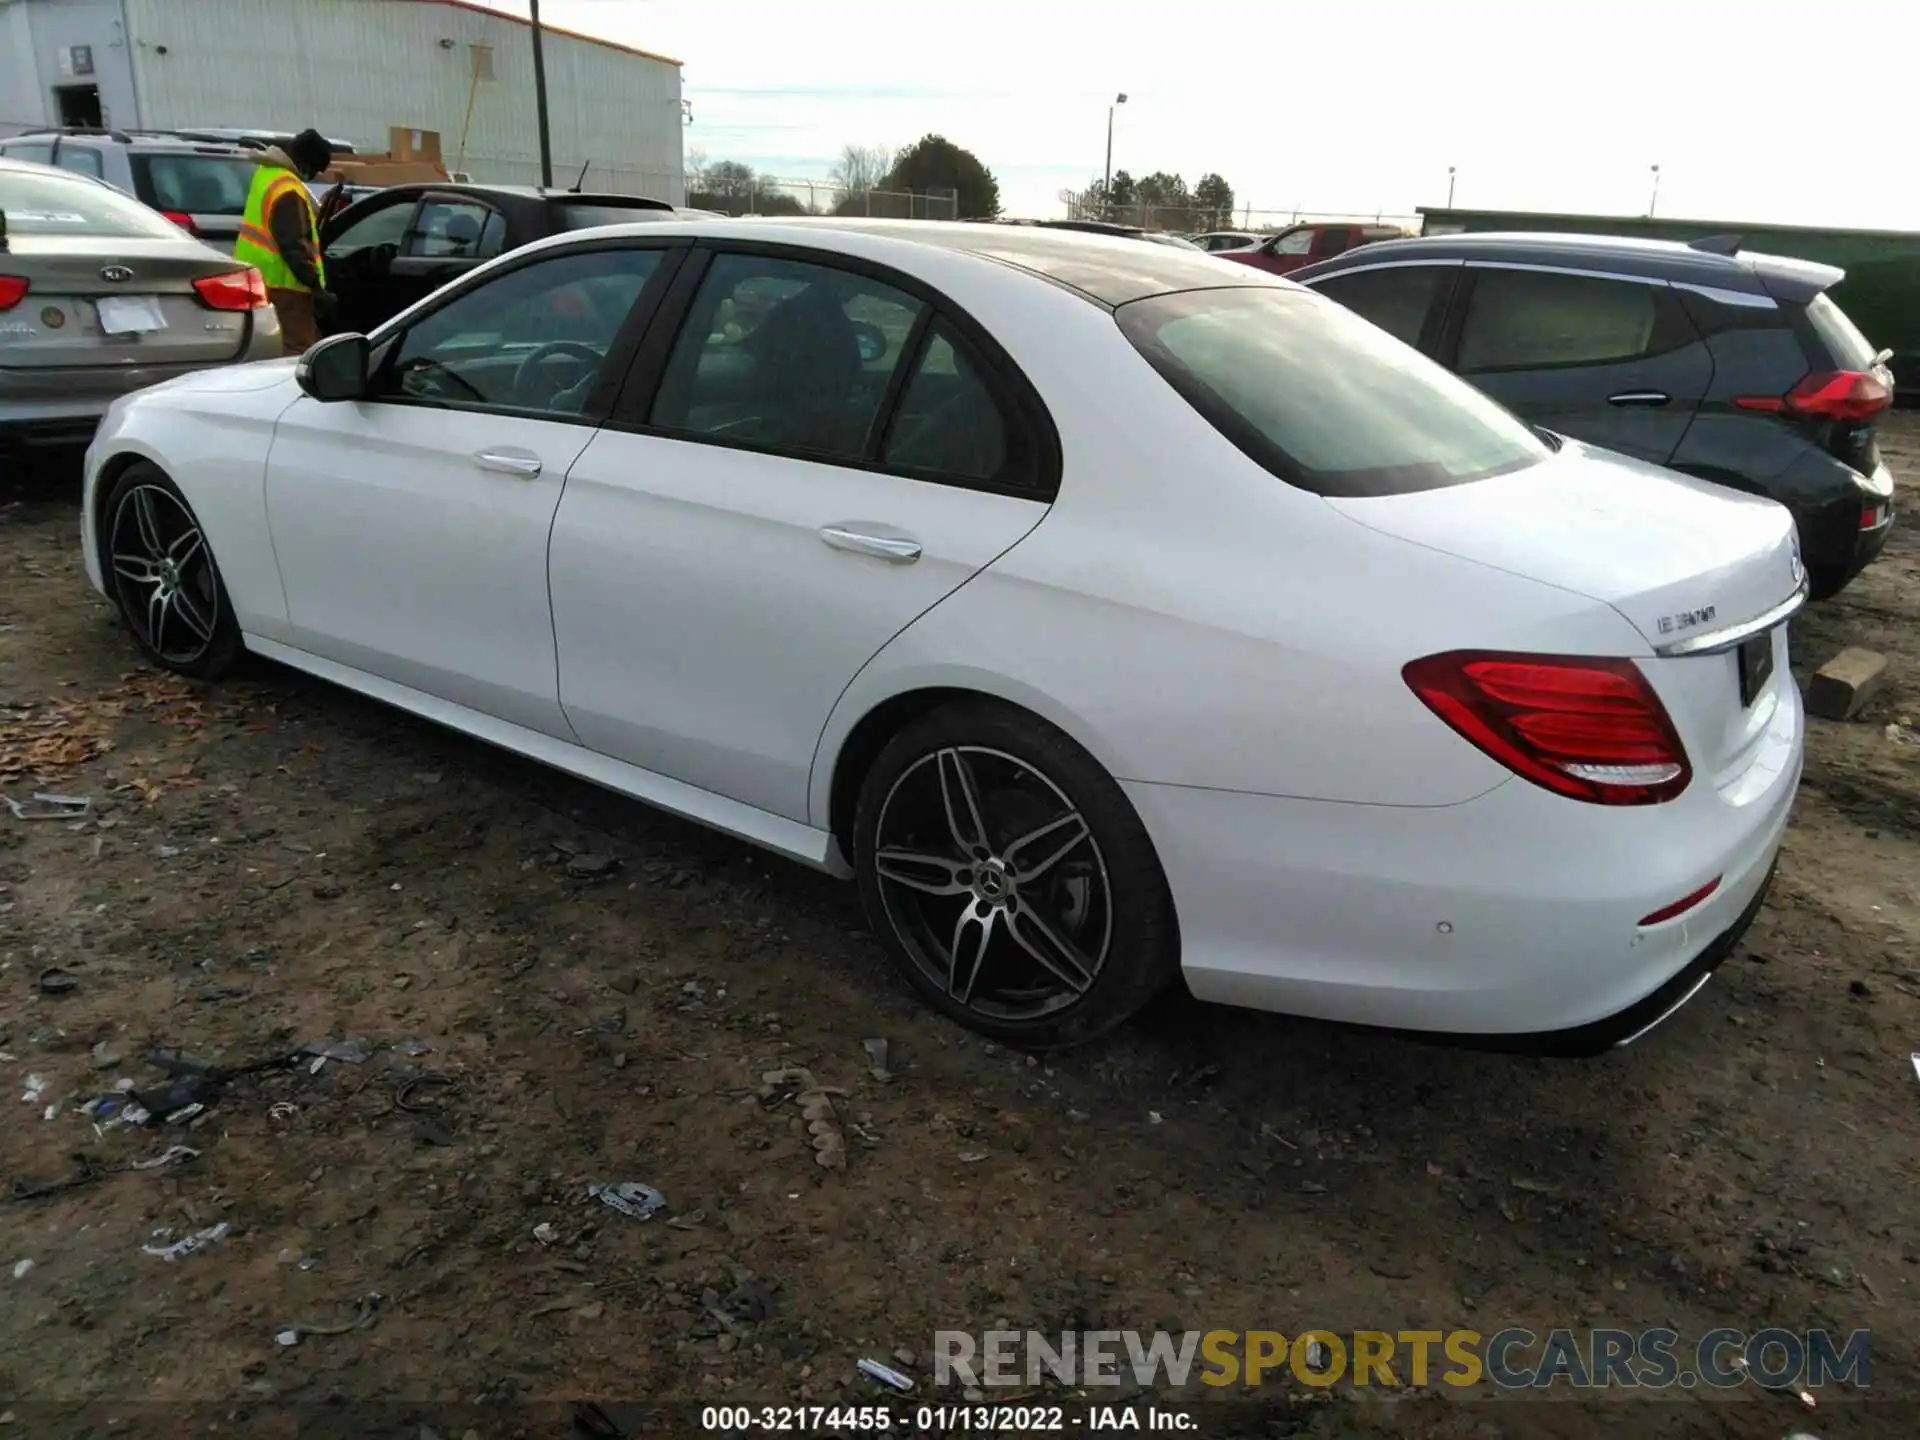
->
1736;370;1891;424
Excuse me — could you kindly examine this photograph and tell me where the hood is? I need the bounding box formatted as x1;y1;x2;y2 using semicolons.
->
138;357;300;400
1326;437;1803;653
257;145;299;175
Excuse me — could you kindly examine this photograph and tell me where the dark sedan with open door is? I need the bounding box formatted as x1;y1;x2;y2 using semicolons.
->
318;183;694;335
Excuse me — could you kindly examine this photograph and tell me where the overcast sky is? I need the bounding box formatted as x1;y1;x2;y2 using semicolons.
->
483;0;1919;229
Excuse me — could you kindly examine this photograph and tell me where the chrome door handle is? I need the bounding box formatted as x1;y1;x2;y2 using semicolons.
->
473;449;543;478
818;524;923;563
1607;391;1671;408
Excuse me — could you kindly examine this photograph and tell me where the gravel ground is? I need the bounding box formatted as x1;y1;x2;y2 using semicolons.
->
3;418;1920;1438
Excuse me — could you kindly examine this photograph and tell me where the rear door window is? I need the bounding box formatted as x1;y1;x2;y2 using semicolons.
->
130;153;257;216
1117;286;1547;497
1457;268;1673;373
51;146;104;178
1317;227;1352;257
1308;265;1450;347
649;251;926;464
882;321;1010;484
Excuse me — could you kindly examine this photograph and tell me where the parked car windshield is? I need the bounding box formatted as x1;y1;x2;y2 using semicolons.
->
1117;286;1548;497
0;165;184;239
131;153;257;217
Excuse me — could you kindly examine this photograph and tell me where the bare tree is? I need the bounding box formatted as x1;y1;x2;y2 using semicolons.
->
831;143;894;197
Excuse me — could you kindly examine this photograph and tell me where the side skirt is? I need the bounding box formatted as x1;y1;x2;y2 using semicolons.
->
244;634;853;877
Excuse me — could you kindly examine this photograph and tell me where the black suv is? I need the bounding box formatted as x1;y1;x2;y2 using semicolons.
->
1293;233;1896;598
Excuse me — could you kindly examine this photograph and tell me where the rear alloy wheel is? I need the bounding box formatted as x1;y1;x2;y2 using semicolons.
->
103;464;244;680
853;703;1178;1047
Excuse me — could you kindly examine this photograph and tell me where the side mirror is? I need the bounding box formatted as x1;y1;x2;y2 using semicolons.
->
296;332;370;402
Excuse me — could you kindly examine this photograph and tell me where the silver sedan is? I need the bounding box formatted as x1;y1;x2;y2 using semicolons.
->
0;155;281;450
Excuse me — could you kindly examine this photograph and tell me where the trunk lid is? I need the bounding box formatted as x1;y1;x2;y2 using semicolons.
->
0;236;252;368
1326;437;1803;654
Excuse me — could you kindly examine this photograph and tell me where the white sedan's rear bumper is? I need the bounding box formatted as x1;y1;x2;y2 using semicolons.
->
1126;683;1799;1051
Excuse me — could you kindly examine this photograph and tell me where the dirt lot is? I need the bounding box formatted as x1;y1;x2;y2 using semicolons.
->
5;421;1920;1439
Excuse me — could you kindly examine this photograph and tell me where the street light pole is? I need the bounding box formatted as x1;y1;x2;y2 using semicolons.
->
1446;165;1456;208
1648;164;1661;217
1102;92;1127;217
530;0;554;188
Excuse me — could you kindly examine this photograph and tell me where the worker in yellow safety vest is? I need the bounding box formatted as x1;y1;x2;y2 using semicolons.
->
233;129;335;356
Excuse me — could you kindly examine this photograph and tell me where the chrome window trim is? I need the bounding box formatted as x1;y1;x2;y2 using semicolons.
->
1300;257;1465;280
1463;260;1669;287
1673;282;1777;309
1310;259;1780;311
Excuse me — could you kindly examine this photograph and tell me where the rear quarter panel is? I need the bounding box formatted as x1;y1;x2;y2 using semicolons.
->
809;276;1650;819
86;366;303;641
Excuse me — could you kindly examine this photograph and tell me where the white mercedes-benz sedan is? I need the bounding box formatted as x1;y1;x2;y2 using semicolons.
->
79;219;1806;1052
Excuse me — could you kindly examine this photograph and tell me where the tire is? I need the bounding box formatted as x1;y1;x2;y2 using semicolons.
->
852;700;1179;1048
1805;563;1853;602
101;462;245;681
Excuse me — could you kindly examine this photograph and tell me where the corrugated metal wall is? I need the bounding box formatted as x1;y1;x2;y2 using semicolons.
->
123;0;683;201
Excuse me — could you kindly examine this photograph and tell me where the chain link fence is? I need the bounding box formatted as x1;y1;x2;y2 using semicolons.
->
1059;187;1421;237
685;175;958;220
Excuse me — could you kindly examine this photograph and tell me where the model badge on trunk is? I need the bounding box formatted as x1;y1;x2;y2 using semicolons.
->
1656;605;1718;636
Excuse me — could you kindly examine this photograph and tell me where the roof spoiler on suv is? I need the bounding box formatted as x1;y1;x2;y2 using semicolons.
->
1673;232;1844;302
1745;250;1846;304
1687;234;1743;256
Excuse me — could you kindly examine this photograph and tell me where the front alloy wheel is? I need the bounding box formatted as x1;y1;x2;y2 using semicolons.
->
102;463;244;680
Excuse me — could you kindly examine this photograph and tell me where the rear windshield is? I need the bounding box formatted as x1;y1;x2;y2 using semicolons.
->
1117;286;1548;497
1802;292;1879;371
0;165;183;239
555;202;674;231
130;153;257;217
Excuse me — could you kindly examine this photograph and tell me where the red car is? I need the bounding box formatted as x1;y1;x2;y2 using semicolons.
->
1218;222;1404;276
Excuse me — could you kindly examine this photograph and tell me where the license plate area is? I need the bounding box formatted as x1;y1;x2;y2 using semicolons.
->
94;295;169;335
1737;629;1776;708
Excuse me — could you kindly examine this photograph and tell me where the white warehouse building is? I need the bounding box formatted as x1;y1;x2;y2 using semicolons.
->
0;0;685;201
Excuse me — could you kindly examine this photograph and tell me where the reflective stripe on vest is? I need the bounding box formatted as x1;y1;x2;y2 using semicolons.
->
234;164;326;293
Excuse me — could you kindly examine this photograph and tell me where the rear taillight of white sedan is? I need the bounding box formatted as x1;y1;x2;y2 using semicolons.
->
1404;652;1692;805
